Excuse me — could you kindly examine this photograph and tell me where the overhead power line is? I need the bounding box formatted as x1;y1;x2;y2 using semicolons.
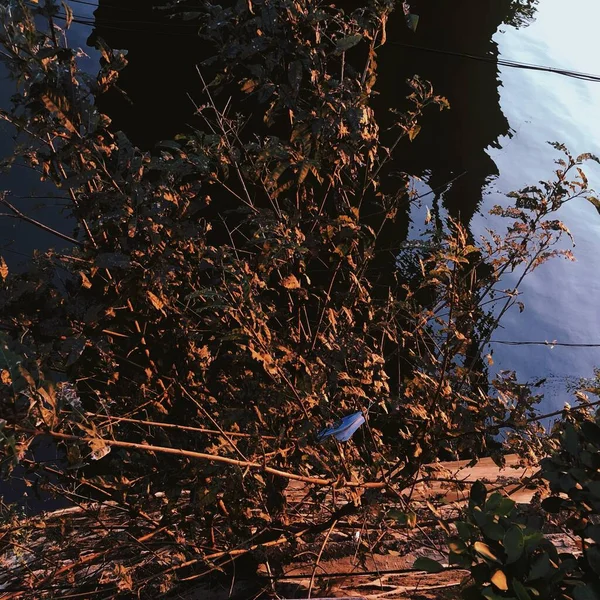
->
38;5;600;84
389;42;600;83
68;0;200;10
490;340;600;348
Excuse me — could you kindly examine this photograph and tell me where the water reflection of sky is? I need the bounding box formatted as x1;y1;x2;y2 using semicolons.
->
479;0;600;409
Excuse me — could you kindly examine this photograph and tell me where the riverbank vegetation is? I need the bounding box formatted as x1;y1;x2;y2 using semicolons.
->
0;0;599;598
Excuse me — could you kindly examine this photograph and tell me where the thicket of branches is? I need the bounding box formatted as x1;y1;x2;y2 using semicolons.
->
0;0;599;598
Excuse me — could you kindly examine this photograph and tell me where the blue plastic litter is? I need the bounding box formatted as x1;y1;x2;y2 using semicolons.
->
317;411;366;442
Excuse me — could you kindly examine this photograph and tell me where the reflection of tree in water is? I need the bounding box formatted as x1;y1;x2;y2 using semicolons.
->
88;0;204;148
90;0;538;228
505;0;539;27
375;0;538;227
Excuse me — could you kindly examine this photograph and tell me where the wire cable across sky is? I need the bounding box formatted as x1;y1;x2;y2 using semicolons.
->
45;4;600;84
389;42;600;83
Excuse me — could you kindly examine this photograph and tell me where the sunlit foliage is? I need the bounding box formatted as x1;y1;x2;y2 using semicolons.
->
0;0;598;597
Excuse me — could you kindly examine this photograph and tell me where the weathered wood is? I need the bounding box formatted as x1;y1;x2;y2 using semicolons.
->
413;453;538;504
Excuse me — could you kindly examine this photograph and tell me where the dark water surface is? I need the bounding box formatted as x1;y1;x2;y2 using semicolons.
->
1;0;600;415
0;5;97;510
0;2;99;268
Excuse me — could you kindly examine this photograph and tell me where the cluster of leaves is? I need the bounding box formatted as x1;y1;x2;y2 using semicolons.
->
389;141;599;469
0;0;598;596
504;0;540;28
540;406;600;594
417;405;600;600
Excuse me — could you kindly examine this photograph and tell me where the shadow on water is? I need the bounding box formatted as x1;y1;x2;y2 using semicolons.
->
1;437;70;515
88;0;206;149
376;1;514;226
374;0;536;226
0;2;98;269
90;0;537;228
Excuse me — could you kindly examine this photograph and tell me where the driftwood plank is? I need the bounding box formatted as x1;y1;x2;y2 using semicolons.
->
412;453;538;504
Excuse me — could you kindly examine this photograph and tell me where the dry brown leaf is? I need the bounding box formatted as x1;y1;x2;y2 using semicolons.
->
0;256;8;280
491;569;508;591
41;94;78;135
114;564;133;591
241;79;258;93
1;369;11;385
79;271;92;289
147;290;165;310
281;274;300;289
89;438;111;461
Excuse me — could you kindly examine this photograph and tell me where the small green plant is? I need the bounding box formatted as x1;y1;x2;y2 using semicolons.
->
416;407;600;600
540;407;600;597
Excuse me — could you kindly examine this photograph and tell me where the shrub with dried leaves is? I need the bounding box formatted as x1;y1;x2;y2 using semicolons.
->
0;0;599;597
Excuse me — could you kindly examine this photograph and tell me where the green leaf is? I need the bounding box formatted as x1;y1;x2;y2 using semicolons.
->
523;530;544;552
483;521;505;542
474;541;500;563
389;510;417;528
588;546;600;576
334;34;362;54
559;556;579;574
589;481;600;499
512;579;532;600
288;60;303;93
386;509;404;520
503;526;524;564
413;557;444;573
461;583;482;600
574;584;600;600
456;520;474;541
564;423;579;456
473;505;489;528
485;492;503;514
581;450;600;470
470;481;487;507
178;11;203;20
585;524;600;544
527;552;553;581
472;562;492;584
582;420;600;441
405;13;419;32
66;337;87;367
156;140;183;152
96;253;131;269
541;496;567;513
570;467;589;484
496;497;516;517
481;585;507;600
449;551;473;568
558;472;577;492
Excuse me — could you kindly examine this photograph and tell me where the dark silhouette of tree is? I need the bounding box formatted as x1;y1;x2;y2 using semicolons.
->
373;0;536;226
90;0;538;228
